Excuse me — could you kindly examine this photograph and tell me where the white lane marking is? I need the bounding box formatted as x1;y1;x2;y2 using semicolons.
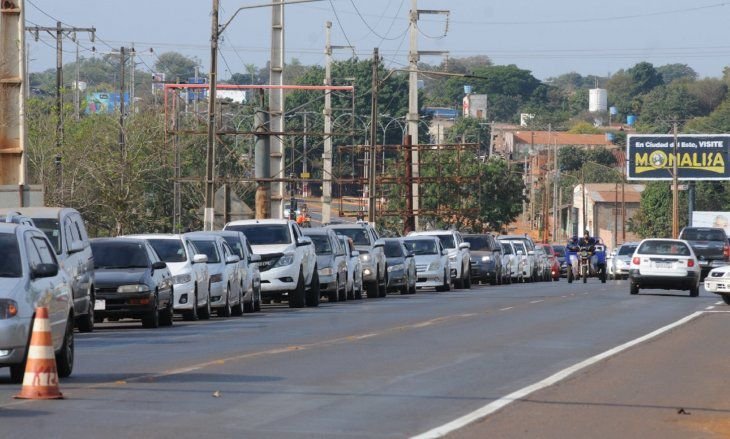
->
499;307;514;311
703;310;730;313
716;301;724;305
706;306;715;310
529;300;544;304
411;311;705;439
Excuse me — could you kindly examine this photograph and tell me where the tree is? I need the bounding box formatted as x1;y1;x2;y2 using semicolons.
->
568;122;601;134
686;78;727;116
628;62;664;95
628;181;687;238
656;63;697;84
154;52;199;83
637;83;700;132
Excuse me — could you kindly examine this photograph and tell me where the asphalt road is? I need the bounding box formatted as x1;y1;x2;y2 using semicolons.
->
0;278;723;438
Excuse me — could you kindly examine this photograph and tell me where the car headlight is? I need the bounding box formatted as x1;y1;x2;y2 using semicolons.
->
449;256;456;262
481;256;491;262
428;261;440;271
319;267;334;276
0;299;18;319
360;253;372;262
117;284;151;293
273;253;295;268
209;273;223;283
388;263;405;272
172;273;192;285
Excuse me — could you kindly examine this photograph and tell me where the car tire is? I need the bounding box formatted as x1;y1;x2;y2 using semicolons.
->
9;362;25;384
366;281;379;298
464;266;472;289
346;281;355;301
690;284;700;297
55;316;74;379
355;279;363;300
219;286;233;317
232;287;244;316
338;276;347;301
378;271;387;298
244;292;254;313
199;290;212;320
77;288;95;333
159;300;174;327
289;270;307;308
184;289;199;321
305;267;320;307
630;282;639;295
722;295;730;305
454;270;464;289
142;295;160;328
254;288;262;311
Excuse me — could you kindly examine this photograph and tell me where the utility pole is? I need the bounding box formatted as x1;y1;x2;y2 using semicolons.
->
551;125;558;242
322;21;353;225
270;0;285;219
408;0;449;230
26;22;95;196
369;47;379;224
302;112;308;197
204;0;219;231
118;47;126;156
130;45;136;115
672;121;679;238
73;32;80;120
581;167;587;233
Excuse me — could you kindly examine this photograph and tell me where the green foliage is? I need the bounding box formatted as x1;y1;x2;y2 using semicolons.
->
656;63;697;84
568;122;601;134
558;146;617;172
637;83;700;132
444;117;490;151
154;52;200;82
628;182;687;239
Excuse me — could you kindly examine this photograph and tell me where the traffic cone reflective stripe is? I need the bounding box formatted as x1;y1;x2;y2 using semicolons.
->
14;307;63;400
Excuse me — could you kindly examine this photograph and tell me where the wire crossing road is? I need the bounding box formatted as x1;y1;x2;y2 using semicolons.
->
0;280;722;438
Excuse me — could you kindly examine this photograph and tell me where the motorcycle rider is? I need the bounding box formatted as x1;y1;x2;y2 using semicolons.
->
566;235;580;278
578;230;597;274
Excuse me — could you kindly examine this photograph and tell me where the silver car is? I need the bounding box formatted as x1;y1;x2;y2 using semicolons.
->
403;236;451;291
303;228;348;303
339;236;363;300
0;223;75;383
215;230;263;313
612;242;639;280
185;233;242;318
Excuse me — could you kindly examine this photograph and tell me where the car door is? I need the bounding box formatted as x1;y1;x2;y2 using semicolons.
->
62;214;83;306
145;242;171;305
333;234;348;288
402;242;416;285
25;231;67;348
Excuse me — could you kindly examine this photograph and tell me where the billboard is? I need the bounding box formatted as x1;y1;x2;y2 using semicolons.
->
627;134;730;180
692;211;730;236
85;92;129;114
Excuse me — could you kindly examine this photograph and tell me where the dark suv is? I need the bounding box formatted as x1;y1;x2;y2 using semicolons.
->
464;234;502;285
678;227;729;279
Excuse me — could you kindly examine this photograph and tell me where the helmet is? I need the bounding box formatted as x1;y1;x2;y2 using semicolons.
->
583;229;590;237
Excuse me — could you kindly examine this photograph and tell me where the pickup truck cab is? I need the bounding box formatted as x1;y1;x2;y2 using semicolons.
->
677;227;729;279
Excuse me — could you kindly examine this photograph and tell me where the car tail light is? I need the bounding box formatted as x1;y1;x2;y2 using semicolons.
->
688;259;695;268
724;244;730;261
632;257;640;265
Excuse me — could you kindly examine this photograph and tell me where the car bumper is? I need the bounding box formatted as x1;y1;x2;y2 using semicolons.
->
361;263;378;282
416;270;444;287
470;261;496;279
387;269;407;287
95;291;157;317
172;280;196;311
319;273;337;293
705;278;730;294
259;264;300;293
0;317;31;366
629;269;699;289
699;260;727;273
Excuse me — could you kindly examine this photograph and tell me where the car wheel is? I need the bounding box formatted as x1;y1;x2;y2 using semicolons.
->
244;291;254;313
254;288;262;311
454;270;464;289
184;288;199;321
346;280;355;301
199;289;212;320
464;267;472;289
355;278;363;300
328;274;339;302
689;284;700;297
722;295;730;305
142;295;160;328
9;362;25;384
630;282;639;295
378;270;387;297
55;316;74;378
159;300;174;327
338;276;347;301
306;267;321;307
366;281;378;298
77;287;95;333
219;285;233;317
232;287;244;316
289;270;306;308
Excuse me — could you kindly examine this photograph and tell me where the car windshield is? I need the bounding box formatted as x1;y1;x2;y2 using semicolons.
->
637;240;691;256
190;240;221;263
32;218;61;254
227;224;291;245
0;234;22;277
384;241;403;258
681;229;726;241
147;239;187;263
500;243;513;255
309;235;332;255
404;239;438;255
91;241;150;269
223;236;245;259
553;246;565;257
335;228;371;246
618;245;638;256
464;236;489;250
513;242;526;253
434;234;455;249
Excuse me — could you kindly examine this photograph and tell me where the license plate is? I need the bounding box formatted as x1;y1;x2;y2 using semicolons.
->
655;262;672;269
94;299;106;311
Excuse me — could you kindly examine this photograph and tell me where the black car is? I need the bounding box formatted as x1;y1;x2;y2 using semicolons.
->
383;238;417;294
464;234;503;285
91;238;174;328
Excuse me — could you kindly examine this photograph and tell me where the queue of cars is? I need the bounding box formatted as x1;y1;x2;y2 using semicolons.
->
4;205;729;383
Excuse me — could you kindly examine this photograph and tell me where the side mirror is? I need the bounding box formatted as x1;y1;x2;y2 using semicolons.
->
351;250;360;257
192;254;208;264
373;239;385;249
528;250;535;256
517;250;524;255
32;263;58;279
408;252;415;258
442;249;448;256
68;241;85;254
249;254;261;263
296;237;313;247
151;261;167;270
225;255;240;264
459;242;470;250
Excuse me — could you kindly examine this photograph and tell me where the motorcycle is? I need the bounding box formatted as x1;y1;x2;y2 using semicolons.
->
579;245;593;283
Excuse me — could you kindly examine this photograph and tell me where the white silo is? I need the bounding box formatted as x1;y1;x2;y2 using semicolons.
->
589;88;608;113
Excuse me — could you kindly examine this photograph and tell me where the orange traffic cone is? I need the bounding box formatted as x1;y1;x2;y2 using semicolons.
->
14;307;63;399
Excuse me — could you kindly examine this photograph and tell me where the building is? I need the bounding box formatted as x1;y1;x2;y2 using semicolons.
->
572;183;645;249
491;128;615;161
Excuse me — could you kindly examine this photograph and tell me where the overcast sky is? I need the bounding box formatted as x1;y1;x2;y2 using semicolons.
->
24;0;730;81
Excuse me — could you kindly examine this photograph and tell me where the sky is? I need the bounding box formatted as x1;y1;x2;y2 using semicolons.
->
23;0;730;81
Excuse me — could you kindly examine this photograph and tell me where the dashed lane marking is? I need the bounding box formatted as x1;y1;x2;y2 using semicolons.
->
530;300;544;304
499;307;514;311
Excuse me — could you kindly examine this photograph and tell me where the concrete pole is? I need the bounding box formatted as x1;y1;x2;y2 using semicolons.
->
322;21;333;224
74;33;80;120
255;109;271;219
368;47;379;224
55;21;63;193
204;0;219;231
130;45;135;115
302;112;308;197
408;0;420;229
672;122;679;238
269;0;285;219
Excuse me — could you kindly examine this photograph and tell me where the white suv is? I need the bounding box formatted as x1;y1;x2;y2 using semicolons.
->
224;219;319;308
409;230;472;289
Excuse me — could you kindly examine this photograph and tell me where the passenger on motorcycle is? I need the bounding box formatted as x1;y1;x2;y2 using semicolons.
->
566;235;580;279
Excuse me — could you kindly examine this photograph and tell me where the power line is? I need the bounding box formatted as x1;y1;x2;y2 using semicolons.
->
348;0;408;41
328;0;355;49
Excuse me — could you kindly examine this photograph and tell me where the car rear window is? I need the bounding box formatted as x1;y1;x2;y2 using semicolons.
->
681;229;726;241
637;240;691;256
464;236;489;250
618;245;637;256
0;234;22;277
309;235;332;254
334;228;371;246
147;239;187;263
32;218;61;254
552;246;565;257
384;241;403;258
227;224;291;245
